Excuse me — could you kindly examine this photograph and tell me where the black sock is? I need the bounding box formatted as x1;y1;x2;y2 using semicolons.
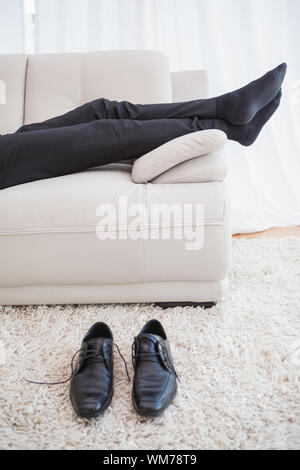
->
226;89;282;146
216;63;286;125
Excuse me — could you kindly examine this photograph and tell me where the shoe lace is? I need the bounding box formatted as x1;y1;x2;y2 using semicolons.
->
24;342;130;385
132;336;180;382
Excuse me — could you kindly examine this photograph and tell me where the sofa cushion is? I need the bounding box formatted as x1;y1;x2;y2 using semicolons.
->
151;152;227;184
0;54;28;134
24;50;173;126
131;130;227;183
0;164;230;288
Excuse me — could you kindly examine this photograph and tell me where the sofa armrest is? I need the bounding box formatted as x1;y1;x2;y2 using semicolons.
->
131;129;227;184
171;70;209;102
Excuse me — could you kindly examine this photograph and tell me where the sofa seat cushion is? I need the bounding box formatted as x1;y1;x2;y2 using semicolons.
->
0;163;230;288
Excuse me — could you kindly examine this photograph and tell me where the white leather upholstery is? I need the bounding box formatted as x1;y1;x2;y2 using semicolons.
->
24;50;172;125
0;280;229;306
151;152;228;184
0;50;231;305
0;54;28;134
132;130;227;183
172;70;209;102
0;163;230;288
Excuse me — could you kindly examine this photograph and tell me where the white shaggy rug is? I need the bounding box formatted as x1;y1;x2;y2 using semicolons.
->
0;237;300;450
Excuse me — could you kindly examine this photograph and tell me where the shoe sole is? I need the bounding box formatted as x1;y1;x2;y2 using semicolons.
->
132;384;177;418
70;387;114;419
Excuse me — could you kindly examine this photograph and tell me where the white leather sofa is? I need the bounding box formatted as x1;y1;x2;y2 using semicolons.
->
0;50;231;306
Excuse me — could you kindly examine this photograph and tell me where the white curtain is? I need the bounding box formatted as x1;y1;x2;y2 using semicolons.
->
4;0;300;233
0;0;25;53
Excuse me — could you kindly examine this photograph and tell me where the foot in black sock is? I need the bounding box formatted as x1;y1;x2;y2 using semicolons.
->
226;89;282;146
216;63;286;125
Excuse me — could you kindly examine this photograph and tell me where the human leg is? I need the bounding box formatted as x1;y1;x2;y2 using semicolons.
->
1;117;226;190
15;64;286;133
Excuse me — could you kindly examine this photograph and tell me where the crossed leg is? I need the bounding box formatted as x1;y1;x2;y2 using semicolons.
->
0;117;226;190
16;63;286;133
0;63;286;190
0;90;282;192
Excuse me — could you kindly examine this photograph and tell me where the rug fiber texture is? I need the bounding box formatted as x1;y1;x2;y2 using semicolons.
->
0;237;300;450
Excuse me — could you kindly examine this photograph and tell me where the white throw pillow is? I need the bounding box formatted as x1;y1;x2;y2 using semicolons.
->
131;129;227;183
151;152;227;184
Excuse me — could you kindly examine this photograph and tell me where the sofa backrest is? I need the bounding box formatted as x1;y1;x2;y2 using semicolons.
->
0;50;208;135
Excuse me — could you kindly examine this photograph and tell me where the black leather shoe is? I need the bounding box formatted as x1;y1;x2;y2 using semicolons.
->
70;322;114;418
132;319;178;417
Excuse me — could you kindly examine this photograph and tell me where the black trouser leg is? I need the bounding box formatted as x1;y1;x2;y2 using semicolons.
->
16;97;217;133
1;117;227;190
